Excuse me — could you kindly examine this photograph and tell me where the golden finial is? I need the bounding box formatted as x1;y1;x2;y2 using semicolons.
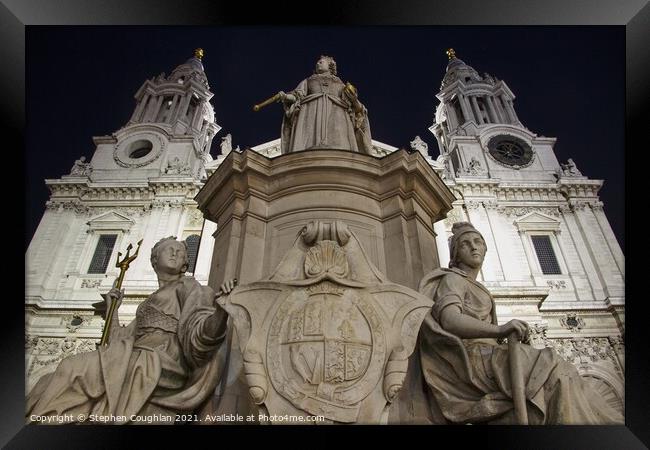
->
446;48;456;60
194;48;204;60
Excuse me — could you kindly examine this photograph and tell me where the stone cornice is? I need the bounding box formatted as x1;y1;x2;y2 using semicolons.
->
196;149;457;225
92;135;117;145
451;181;601;203
46;179;201;198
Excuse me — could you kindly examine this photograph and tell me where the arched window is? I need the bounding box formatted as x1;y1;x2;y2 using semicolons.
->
185;234;200;274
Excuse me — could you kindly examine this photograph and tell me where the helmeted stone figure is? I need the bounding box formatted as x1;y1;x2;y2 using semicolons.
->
396;222;623;424
26;237;230;424
278;55;372;154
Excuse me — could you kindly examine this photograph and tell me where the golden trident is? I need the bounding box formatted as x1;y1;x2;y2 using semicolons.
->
93;239;143;346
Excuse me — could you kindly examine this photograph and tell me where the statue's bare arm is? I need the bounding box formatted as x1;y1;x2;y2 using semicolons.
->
201;303;228;340
440;305;529;340
202;278;237;340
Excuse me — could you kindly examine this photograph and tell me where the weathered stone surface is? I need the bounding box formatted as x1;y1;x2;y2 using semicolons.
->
195;148;455;292
216;220;432;424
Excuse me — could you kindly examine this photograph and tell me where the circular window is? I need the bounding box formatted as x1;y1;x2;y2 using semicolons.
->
487;135;533;168
128;140;153;159
114;133;166;168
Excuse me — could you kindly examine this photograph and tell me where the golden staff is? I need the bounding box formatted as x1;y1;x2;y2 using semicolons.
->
93;239;143;346
252;93;282;112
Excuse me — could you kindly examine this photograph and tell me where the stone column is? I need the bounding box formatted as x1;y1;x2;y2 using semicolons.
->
192;101;207;130
445;103;458;129
169;202;186;238
485;96;499;123
433;219;449;269
506;99;519;123
493;95;507;123
143;95;158;122
559;206;606;300
26;207;59;288
572;203;623;300
464;201;503;281
498;95;513;123
168;94;181;123
40;208;79;294
591;204;625;276
151;95;165;123
179;94;192;122
470;96;484;125
130;93;149;123
194;219;217;285
458;94;473;124
155;202;172;241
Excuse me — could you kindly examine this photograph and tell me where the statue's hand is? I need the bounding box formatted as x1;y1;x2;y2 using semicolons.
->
279;91;296;104
343;89;363;113
499;319;529;341
103;287;124;311
217;278;238;297
343;86;357;100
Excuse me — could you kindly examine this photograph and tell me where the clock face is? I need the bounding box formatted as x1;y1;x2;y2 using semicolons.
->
487;135;533;168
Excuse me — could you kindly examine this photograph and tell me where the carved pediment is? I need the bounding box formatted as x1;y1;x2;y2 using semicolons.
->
86;211;135;232
513;211;561;232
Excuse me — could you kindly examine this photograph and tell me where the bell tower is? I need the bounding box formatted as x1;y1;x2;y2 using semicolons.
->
90;48;220;182
26;50;222;390
428;51;625;403
430;48;560;182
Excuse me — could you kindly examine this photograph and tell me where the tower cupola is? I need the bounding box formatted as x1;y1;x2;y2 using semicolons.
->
431;48;522;156
88;49;221;182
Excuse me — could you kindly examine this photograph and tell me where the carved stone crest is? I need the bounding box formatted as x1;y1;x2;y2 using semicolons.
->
560;313;585;331
218;220;432;423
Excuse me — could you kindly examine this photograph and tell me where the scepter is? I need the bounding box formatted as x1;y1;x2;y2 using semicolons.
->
252;92;282;111
92;239;143;346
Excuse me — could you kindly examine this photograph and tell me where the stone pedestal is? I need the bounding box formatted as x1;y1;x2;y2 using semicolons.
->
195;149;455;291
195;149;454;424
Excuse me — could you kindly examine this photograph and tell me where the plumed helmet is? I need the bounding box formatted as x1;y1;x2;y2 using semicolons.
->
448;222;486;268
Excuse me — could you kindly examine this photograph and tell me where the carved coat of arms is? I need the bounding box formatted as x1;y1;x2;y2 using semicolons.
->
218;221;432;424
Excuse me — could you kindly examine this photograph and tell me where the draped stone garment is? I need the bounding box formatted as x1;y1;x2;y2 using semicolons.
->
26;277;229;424
408;268;623;425
280;73;372;154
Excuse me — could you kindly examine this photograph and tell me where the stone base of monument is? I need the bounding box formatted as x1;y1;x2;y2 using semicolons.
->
195;149;454;424
196;148;454;291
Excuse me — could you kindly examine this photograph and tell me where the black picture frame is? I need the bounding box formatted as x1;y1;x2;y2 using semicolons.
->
4;1;646;448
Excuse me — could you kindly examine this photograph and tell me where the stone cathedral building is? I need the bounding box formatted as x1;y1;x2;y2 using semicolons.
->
24;50;625;416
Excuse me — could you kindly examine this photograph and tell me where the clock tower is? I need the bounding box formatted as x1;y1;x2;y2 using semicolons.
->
430;48;560;182
428;51;624;409
25;49;222;390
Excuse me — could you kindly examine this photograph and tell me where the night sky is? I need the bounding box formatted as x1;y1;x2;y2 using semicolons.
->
26;26;625;250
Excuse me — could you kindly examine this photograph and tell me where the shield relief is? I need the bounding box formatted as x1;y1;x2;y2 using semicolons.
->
218;221;432;424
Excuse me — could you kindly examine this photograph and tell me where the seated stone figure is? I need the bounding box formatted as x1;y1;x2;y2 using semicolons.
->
413;222;622;425
26;237;229;424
